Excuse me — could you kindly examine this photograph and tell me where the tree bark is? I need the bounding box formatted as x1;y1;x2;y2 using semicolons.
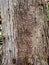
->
1;0;18;65
0;0;49;65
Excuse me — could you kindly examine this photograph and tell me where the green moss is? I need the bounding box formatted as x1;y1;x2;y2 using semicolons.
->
46;3;49;18
47;15;49;18
0;35;3;40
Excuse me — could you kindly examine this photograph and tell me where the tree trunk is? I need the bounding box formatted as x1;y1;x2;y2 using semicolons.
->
0;0;49;65
1;0;18;65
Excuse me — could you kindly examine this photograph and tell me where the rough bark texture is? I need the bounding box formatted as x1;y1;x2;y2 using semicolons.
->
1;0;18;65
0;0;49;65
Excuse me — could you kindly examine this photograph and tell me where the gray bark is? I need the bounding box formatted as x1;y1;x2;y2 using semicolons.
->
1;0;18;65
0;0;49;65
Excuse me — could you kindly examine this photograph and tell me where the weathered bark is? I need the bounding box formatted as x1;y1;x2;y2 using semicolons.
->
15;0;49;65
0;0;49;65
1;0;18;65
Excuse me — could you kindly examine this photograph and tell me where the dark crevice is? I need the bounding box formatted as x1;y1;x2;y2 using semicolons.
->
12;58;16;64
47;21;49;26
47;57;49;65
0;54;2;65
0;21;2;24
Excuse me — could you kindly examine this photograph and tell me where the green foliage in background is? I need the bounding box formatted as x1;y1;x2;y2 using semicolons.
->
0;35;3;40
46;3;49;18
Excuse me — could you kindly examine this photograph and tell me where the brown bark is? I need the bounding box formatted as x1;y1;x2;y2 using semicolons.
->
15;0;49;65
0;0;49;65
